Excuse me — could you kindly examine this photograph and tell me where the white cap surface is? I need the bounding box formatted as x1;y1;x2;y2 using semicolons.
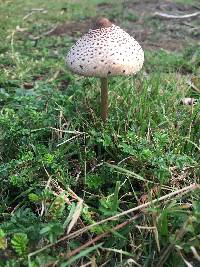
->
66;19;144;78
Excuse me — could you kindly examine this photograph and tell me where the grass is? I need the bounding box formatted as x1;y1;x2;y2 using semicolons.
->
0;0;200;266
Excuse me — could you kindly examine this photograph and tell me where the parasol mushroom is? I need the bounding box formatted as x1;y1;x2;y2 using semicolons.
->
66;17;144;122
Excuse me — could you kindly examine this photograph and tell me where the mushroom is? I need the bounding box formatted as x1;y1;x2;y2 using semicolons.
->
66;17;144;122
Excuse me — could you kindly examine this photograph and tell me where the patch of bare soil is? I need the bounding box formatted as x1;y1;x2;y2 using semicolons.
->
50;0;199;51
96;2;113;11
49;19;91;37
123;0;200;50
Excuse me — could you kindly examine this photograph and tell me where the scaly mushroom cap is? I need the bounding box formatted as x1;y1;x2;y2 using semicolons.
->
66;18;144;78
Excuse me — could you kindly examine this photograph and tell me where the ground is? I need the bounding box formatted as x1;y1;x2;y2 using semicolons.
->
50;0;200;51
0;0;200;266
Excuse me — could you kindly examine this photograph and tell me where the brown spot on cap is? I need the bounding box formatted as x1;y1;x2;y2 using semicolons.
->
93;17;112;30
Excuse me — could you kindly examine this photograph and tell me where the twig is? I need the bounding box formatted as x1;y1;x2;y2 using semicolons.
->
28;183;198;261
66;216;139;259
154;11;200;19
56;183;199;239
57;133;83;147
49;127;86;135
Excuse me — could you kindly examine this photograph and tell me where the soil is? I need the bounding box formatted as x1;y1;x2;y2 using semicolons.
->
49;19;91;37
49;0;200;51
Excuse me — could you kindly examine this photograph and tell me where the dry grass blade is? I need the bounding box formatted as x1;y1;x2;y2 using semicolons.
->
106;162;154;183
178;250;193;267
67;198;83;234
101;247;141;266
66;183;198;240
28;183;199;262
156;216;197;267
190;246;200;262
80;261;95;267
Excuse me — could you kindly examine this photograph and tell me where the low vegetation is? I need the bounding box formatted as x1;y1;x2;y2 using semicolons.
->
0;0;200;266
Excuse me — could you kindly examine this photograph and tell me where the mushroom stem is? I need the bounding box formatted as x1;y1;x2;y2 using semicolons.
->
100;77;108;122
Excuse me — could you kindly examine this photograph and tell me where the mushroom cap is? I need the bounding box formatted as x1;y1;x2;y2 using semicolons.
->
66;18;144;78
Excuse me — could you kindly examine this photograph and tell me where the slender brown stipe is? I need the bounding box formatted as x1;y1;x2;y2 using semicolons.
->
101;78;108;122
